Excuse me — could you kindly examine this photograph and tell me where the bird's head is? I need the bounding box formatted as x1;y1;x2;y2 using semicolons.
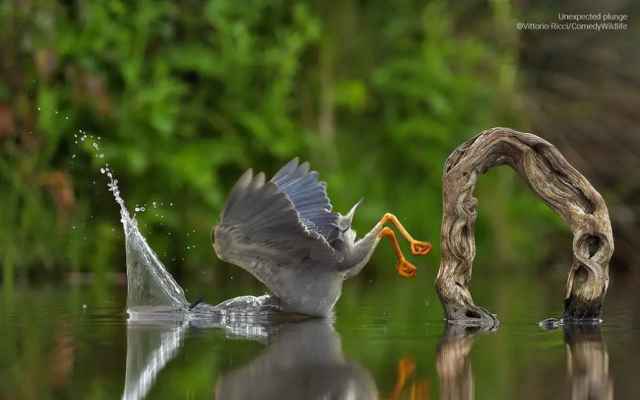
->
335;199;363;247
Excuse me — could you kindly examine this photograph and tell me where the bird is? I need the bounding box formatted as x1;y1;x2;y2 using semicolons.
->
212;158;432;317
215;319;378;399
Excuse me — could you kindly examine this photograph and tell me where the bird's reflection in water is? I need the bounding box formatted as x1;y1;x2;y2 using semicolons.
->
564;324;613;400
122;313;279;400
436;324;493;400
121;316;377;400
215;318;378;399
389;357;429;400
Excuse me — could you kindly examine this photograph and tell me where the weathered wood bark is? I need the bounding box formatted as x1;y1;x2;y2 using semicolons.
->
436;128;613;326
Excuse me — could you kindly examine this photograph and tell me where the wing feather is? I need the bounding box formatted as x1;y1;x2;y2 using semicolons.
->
217;168;336;272
270;158;338;240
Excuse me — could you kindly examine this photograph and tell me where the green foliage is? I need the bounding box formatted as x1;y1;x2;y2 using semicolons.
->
0;0;559;278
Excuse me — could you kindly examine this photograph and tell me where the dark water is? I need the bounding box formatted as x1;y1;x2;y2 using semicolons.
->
1;268;639;400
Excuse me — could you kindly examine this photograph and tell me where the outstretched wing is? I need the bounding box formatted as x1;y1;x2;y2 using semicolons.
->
215;168;337;273
270;158;338;240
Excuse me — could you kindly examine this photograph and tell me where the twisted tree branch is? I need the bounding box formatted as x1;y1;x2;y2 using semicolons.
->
436;128;614;326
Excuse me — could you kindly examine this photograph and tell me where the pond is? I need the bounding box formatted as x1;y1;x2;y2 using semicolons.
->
1;263;638;400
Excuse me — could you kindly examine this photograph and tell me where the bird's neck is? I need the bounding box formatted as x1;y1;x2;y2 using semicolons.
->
341;221;385;279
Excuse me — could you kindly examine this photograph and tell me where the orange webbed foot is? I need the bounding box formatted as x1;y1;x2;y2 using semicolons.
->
410;240;432;256
397;259;417;278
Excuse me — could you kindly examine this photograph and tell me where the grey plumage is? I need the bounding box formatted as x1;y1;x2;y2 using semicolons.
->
213;158;392;316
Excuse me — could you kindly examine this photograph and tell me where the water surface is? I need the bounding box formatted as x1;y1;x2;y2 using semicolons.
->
1;268;638;399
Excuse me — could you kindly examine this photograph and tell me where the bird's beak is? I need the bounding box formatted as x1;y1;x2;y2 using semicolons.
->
344;198;363;225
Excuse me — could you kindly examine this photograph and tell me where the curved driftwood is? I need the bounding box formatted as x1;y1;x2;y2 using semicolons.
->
436;128;613;326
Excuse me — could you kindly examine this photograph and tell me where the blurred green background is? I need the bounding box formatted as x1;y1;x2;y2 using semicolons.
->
1;0;638;284
2;1;640;400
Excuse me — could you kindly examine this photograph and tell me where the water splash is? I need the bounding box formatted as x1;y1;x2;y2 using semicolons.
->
103;166;188;316
101;166;279;320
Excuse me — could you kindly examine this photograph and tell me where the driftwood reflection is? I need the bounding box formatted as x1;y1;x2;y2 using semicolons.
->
436;325;493;400
434;323;613;400
121;317;377;400
215;319;377;399
564;325;613;400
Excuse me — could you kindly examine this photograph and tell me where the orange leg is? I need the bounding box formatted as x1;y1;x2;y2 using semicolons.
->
379;213;433;256
379;227;417;278
390;357;416;400
409;380;429;400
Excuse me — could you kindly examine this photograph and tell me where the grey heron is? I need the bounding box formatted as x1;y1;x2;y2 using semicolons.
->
212;158;432;316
